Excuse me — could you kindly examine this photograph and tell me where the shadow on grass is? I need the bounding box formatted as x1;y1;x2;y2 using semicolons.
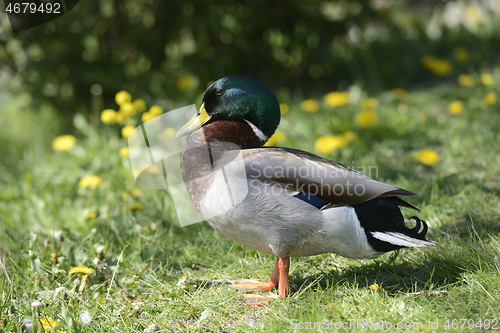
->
126;213;499;300
289;226;499;297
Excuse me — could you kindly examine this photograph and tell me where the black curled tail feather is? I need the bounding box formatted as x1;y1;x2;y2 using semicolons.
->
354;198;434;253
408;216;429;239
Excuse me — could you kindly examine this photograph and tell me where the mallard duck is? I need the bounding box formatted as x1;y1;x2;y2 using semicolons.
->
176;76;434;303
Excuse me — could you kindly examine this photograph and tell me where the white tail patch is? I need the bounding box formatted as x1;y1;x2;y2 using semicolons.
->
370;231;435;247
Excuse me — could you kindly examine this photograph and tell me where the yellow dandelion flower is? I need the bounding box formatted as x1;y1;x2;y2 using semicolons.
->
421;55;436;69
454;47;469;64
115;90;132;106
354;110;378;128
300;99;320;113
69;265;95;275
131;189;141;197
164;127;177;138
391;88;408;99
359;97;378;109
264;132;287;146
324;91;349;107
87;210;97;219
458;74;474;87
466;5;483;23
82;274;89;284
314;135;348;155
100;109;117;124
430;58;452;76
141;112;154;122
125;203;144;211
146;164;161;175
480;73;494;86
132;168;141;178
149;105;164;117
115;111;126;125
121;125;135;139
122;191;131;200
177;74;198;91
416;149;440;166
341;130;357;143
157;127;176;140
448;101;463;115
39;317;58;331
52;135;76;152
78;175;102;189
143;106;163;122
279;103;289;115
132;99;147;113
119;102;135;118
50;252;57;262
370;283;379;291
481;92;497;108
421;56;452;76
119;147;130;158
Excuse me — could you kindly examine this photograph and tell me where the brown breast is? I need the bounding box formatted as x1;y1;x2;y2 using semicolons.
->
180;120;265;210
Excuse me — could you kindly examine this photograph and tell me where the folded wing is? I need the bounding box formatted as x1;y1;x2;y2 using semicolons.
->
242;147;417;209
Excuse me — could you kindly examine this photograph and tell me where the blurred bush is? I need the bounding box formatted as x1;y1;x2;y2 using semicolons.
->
1;0;500;125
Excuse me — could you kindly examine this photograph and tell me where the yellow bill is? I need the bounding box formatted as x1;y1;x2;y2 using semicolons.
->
176;103;212;138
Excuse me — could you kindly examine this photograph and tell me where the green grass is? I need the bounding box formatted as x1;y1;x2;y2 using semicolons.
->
1;71;500;332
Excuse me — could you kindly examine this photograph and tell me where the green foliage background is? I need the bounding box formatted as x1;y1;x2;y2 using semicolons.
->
2;0;500;124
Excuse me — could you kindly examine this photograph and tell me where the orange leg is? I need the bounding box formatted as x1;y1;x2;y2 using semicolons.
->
278;257;290;298
231;257;289;305
270;257;280;288
231;257;280;291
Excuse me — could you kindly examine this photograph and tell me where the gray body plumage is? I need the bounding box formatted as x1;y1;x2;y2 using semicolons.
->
200;175;381;259
180;129;432;260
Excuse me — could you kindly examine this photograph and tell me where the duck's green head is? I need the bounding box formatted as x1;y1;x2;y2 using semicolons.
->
176;76;280;140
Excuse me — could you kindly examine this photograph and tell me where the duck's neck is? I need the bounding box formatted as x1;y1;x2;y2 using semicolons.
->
198;120;268;149
180;120;267;177
180;120;268;212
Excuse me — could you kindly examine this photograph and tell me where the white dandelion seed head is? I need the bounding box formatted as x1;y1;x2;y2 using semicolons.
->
80;310;92;325
54;230;63;239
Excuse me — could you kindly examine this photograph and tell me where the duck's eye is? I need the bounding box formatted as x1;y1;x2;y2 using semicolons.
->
215;88;224;96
